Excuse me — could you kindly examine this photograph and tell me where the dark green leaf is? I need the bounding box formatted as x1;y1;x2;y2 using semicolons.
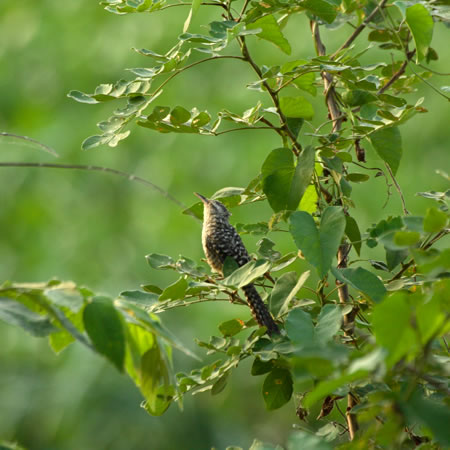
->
262;368;293;410
159;278;188;301
315;305;342;345
345;215;362;256
301;0;338;24
0;297;57;337
83;296;126;372
285;308;314;344
368;126;402;174
332;267;386;303
246;15;292;55
219;319;244;337
290;207;346;278
406;4;434;62
211;372;229;395
251;358;274;376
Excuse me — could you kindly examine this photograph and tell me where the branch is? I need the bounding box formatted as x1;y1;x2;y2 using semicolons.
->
239;37;301;155
377;50;415;95
331;0;389;58
384;162;409;215
152;55;246;98
0;162;197;218
0;132;59;157
312;20;359;439
214;125;277;136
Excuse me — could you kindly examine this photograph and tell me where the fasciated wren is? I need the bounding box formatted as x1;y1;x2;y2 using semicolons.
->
195;193;279;336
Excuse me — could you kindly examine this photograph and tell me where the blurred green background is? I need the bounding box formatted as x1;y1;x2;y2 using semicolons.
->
0;1;448;449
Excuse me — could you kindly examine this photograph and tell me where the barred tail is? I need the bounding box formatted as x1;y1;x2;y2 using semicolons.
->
242;284;279;336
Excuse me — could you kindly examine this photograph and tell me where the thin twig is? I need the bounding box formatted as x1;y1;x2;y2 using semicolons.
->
214;126;277;136
331;0;389;58
239;36;301;155
384;162;409;215
312;20;359;439
237;0;250;21
152;55;246;98
407;62;450;101
377;50;415;95
0;161;197;218
0;132;59;157
156;1;228;12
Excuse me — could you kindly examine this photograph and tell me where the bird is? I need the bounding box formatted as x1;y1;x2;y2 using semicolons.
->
195;192;279;336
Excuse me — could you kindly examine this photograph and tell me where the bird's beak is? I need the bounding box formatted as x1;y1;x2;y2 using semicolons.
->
194;192;210;204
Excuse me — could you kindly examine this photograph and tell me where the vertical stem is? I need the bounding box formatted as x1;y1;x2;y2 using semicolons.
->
311;20;359;440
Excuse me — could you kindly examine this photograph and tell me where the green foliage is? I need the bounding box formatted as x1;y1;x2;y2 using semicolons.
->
1;0;449;448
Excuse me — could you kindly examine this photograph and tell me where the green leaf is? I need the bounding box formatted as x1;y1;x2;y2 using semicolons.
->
159;277;188;301
262;368;293;410
331;267;386;303
287;431;332;450
346;173;370;183
406;4;434;62
141;345;173;415
0;297;57;337
251;358;274;376
301;0;338;24
183;0;201;32
289;207;346;278
345;215;361;256
279;96;314;120
393;230;421;247
81;134;111;150
261;147;314;212
275;271;310;318
170;106;191;125
44;286;84;313
315;305;342;345
285;308;315;344
368;126;402;175
249;439;278;450
119;290;158;306
146;253;175;269
290;145;316;209
372;292;417;367
211;372;229;395
270;272;299;317
423;207;448;233
400;390;450;447
83;296;126;372
222;260;271;288
67;90;99;104
246;15;291;55
219;319;244;337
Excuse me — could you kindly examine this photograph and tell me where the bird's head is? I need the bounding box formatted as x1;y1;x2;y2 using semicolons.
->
195;193;231;221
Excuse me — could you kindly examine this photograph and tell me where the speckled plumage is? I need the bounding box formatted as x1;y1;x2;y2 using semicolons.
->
196;193;279;336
